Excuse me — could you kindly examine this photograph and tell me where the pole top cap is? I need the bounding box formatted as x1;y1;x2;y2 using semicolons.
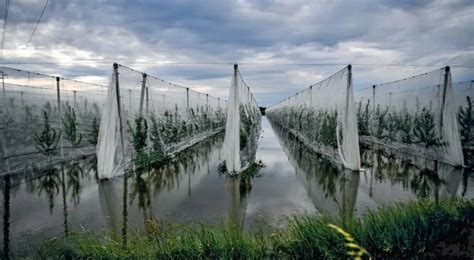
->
56;76;60;81
347;64;352;70
113;63;118;69
234;63;238;70
445;66;450;72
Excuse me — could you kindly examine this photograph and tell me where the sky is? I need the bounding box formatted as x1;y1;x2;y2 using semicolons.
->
1;0;473;107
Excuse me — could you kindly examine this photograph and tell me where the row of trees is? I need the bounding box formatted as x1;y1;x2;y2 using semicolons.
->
266;106;338;149
357;101;442;148
127;105;226;169
32;102;100;158
357;97;474;149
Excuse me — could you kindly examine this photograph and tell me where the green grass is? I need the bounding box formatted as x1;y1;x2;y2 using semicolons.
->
35;198;474;259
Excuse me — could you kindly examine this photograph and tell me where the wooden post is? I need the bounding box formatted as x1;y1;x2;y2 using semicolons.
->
113;63;128;249
145;85;149;115
139;73;147;116
440;66;450;134
1;71;6;99
56;77;64;159
113;63;127;166
372;85;376;111
186;87;190;111
73;90;77;107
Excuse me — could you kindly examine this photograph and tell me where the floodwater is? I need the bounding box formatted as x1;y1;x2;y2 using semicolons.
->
1;117;473;257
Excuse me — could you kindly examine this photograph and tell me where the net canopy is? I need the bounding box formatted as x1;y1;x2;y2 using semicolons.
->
224;64;262;174
266;65;360;170
354;67;464;166
0;66;107;175
97;64;227;179
453;80;473;165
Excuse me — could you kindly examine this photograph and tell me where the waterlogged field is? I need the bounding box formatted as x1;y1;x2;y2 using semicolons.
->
1;117;474;257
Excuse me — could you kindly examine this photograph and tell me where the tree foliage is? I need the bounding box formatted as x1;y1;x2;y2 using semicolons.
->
34;111;60;157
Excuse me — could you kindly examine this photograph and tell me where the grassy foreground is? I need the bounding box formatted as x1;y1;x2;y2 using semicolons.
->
36;198;474;259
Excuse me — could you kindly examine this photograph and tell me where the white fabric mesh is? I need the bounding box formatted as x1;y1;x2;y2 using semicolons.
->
0;66;107;175
224;66;261;174
453;80;474;152
266;65;361;170
355;67;464;166
97;64;227;179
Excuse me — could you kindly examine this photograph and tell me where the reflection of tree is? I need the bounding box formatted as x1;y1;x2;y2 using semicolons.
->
86;156;98;183
145;133;223;196
270;120;359;218
67;161;84;206
361;148;417;190
37;165;60;214
360;146;456;200
275;122;342;201
129;169;151;220
410;168;443;199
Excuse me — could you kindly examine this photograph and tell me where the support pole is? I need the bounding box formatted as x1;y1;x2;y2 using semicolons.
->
113;63;128;249
139;73;147;116
1;71;6;99
372;85;376;111
186;87;190;110
128;89;132;112
440;66;450;134
73;90;77;107
56;77;64;159
145;85;149;115
113;63;127;168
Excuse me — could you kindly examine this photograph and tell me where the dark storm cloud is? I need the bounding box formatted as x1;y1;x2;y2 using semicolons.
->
1;0;473;104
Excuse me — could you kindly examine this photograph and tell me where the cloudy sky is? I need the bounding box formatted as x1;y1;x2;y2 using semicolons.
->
1;0;473;106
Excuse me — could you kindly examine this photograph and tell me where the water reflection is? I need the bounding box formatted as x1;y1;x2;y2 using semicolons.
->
361;145;465;202
2;117;472;257
270;121;359;218
97;130;259;245
270;118;472;218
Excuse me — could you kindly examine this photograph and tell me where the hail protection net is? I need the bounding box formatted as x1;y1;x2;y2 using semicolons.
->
97;64;227;179
224;65;261;174
266;65;360;170
0;67;107;175
453;80;473;164
355;67;464;166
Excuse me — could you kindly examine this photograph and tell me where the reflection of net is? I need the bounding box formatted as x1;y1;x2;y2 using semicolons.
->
97;64;227;179
266;65;361;170
354;67;463;166
224;65;262;174
0;67;107;175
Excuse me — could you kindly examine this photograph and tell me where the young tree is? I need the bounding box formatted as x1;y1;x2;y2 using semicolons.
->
63;105;83;149
129;115;148;151
34;111;61;157
149;113;167;162
88;115;100;146
458;96;473;147
413;108;440;148
128;115;148;166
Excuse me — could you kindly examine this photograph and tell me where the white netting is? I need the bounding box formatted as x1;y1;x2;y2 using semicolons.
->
224;65;261;174
266;65;360;170
0;67;107;175
355;67;464;166
453;80;473;165
97;64;227;179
